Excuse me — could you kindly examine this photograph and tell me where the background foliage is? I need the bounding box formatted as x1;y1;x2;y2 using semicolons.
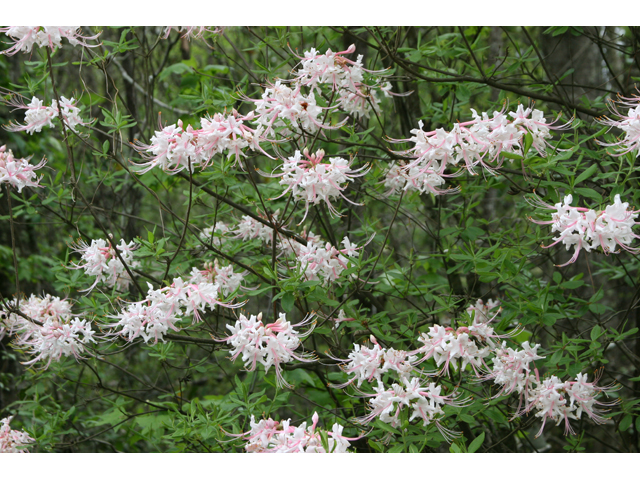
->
2;26;640;453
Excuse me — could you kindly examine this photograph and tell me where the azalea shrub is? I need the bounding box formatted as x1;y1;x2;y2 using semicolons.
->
1;26;640;453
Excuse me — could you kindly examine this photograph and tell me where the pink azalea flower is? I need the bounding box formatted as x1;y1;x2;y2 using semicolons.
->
0;145;46;192
0;26;100;56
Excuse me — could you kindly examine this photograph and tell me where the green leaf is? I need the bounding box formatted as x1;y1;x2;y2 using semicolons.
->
374;420;400;436
523;132;533;155
590;326;601;341
157;62;194;82
574;187;602;204
501;151;523;161
619;415;633;432
281;292;295;312
468;431;485;453
574;163;598;186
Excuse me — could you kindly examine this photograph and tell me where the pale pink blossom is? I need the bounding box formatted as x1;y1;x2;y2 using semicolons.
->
0;145;46;192
269;148;369;221
70;237;139;292
188;259;247;297
247;80;338;137
108;275;240;344
1;294;95;369
529;193;640;266
0;26;100;56
195;110;270;167
389;107;568;194
0;417;34;453
239;412;356;453
294;235;364;285
199;221;230;248
132;120;201;174
162;27;222;40
219;312;315;388
466;298;501;325
358;377;468;442
330;335;415;388
597;93;640;156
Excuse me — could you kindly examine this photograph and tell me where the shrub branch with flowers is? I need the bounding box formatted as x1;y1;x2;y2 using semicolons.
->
0;26;639;453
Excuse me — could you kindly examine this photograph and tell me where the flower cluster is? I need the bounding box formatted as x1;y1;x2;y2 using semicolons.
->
0;417;34;453
271;148;369;221
132;120;199;174
233;212;277;244
70;237;139;292
485;341;544;398
332;336;466;439
188;259;246;297
0;294;95;369
489;355;618;438
484;329;618;437
219;312;315;387
0;145;46;192
136;44;389;175
415;324;493;375
0;26;100;55
359;377;468;442
249;80;332;136
162;26;222;40
199;221;230;248
293;44;389;119
466;298;501;323
387;105;566;195
295;236;361;285
330;304;513;439
241;43;391;145
240;412;354;453
133;111;268;173
330;335;415;388
598;94;640;156
530;194;640;266
5;96;88;134
109;276;238;344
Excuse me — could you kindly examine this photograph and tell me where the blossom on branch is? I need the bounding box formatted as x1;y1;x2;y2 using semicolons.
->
388;105;568;196
0;145;46;192
218;312;316;388
0;417;34;453
162;27;222;40
0;295;95;369
4;95;89;135
294;235;364;285
525;371;619;437
133;111;270;173
239;412;355;453
248;80;337;137
188;259;247;297
330;335;415;388
0;26;100;55
108;275;241;344
269;148;369;221
597;93;640;156
529;194;640;266
357;376;468;443
70;237;139;292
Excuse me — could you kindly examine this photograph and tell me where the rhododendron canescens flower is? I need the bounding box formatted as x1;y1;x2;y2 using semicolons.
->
0;26;100;56
0;145;46;192
218;312;316;388
0;417;34;452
